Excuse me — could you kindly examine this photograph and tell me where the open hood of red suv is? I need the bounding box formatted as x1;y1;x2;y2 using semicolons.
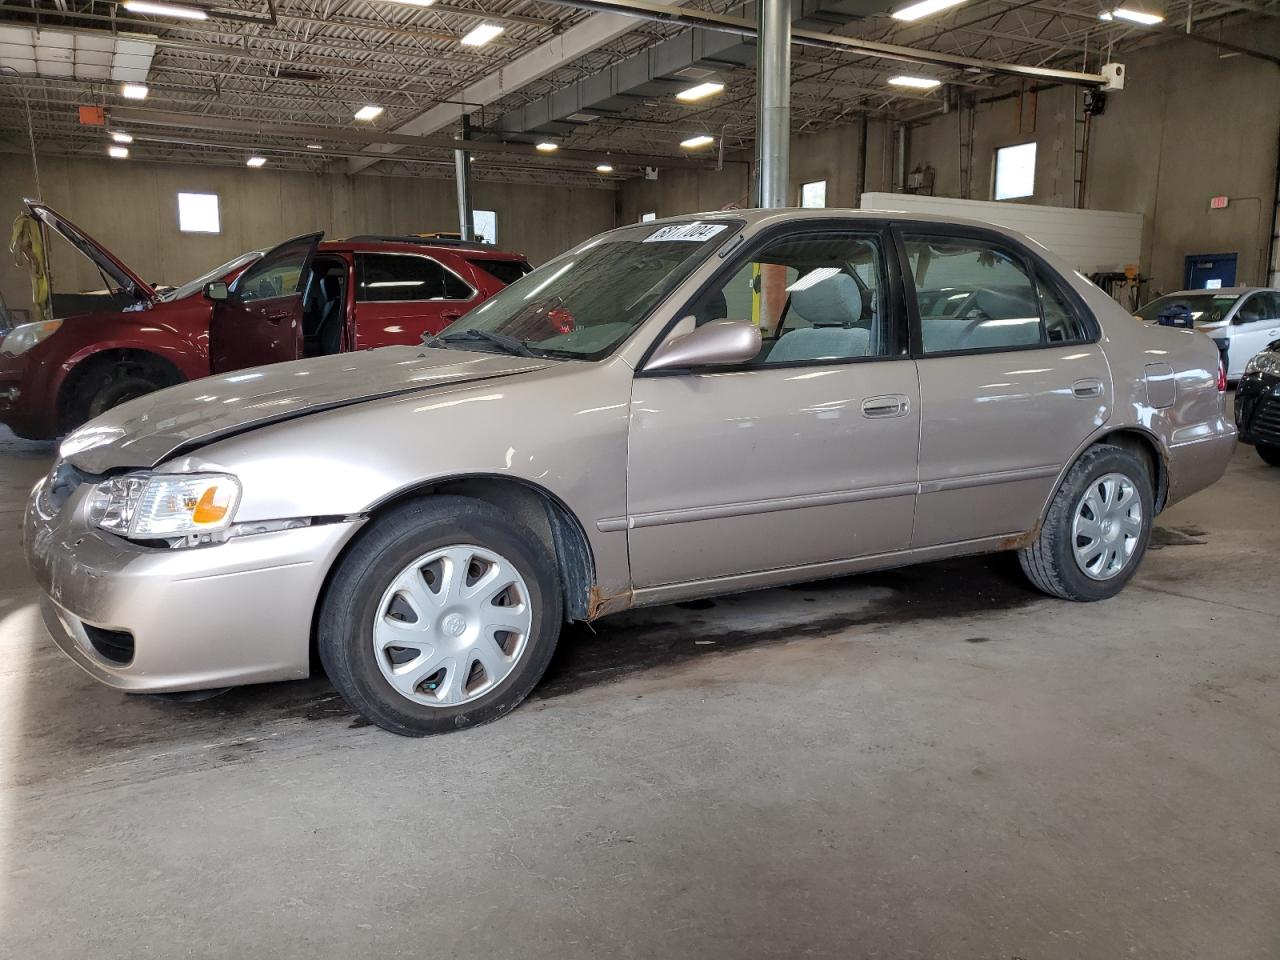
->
24;199;157;304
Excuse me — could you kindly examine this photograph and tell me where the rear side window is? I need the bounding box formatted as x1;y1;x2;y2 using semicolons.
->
469;258;532;286
904;234;1087;354
355;253;472;303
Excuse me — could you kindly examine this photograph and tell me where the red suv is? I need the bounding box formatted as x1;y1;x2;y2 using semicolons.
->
0;203;531;439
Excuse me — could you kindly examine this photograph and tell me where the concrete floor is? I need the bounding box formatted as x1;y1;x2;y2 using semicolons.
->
1;429;1277;959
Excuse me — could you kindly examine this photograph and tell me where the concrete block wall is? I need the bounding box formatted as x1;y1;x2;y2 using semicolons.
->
0;155;618;315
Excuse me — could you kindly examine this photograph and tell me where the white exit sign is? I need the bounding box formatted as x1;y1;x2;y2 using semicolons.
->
1209;195;1229;209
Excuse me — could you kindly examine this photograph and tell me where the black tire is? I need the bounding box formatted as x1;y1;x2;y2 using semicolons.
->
318;496;562;736
1257;443;1280;467
1018;444;1154;601
85;375;165;419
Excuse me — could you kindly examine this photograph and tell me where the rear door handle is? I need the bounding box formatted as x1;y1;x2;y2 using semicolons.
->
1072;378;1103;399
861;395;909;418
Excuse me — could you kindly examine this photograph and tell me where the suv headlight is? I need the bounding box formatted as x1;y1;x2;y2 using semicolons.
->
1;320;62;356
88;473;241;540
1244;349;1280;377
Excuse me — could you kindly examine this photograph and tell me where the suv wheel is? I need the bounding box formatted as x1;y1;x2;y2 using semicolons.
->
1018;444;1154;601
1257;443;1280;467
318;496;562;736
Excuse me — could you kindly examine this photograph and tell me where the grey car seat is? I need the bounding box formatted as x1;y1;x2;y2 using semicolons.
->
767;272;869;362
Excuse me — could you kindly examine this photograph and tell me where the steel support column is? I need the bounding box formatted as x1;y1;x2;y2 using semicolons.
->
755;0;790;208
455;114;475;241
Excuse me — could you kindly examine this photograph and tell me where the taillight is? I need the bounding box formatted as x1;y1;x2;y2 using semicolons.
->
1217;360;1227;392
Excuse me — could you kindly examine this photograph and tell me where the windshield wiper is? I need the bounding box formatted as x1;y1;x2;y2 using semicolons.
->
440;328;537;357
420;331;448;349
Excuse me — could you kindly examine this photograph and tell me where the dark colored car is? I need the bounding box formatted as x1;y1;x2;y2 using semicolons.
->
0;203;531;439
1234;339;1280;466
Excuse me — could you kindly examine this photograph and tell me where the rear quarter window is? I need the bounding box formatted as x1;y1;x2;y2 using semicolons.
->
469;259;532;286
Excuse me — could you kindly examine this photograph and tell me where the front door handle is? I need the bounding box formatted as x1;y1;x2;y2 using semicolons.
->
861;394;909;418
263;312;290;324
1072;378;1103;399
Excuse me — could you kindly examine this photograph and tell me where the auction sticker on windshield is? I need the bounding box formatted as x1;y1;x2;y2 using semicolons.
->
643;222;729;243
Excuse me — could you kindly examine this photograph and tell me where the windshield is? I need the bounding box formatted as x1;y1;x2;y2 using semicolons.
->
1136;293;1240;326
160;250;265;302
440;219;742;358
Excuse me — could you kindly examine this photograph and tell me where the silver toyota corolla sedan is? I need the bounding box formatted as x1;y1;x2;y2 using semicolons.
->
25;209;1236;735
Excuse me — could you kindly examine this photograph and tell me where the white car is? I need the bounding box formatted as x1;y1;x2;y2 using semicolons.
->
1136;287;1280;380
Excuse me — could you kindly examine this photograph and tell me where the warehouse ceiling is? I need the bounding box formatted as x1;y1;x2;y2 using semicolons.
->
0;0;1273;186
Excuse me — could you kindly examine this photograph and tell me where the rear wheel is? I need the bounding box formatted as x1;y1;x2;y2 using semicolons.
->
1257;443;1280;467
1018;444;1154;601
318;496;562;736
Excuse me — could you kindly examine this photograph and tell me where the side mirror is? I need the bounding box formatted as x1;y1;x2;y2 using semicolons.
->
204;281;229;302
644;318;761;372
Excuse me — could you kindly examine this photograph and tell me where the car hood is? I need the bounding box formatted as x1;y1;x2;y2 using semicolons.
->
60;347;552;473
25;199;157;304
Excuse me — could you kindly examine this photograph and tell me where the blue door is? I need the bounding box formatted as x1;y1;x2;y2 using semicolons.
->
1184;252;1237;290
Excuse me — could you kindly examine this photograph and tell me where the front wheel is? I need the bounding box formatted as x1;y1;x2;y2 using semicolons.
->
1257;443;1280;467
318;496;562;736
1018;444;1154;601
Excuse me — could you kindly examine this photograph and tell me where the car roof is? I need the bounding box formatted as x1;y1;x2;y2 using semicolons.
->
317;238;527;261
1155;287;1275;297
641;205;1059;233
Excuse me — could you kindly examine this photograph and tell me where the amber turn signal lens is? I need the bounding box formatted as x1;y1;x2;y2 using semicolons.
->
191;485;232;524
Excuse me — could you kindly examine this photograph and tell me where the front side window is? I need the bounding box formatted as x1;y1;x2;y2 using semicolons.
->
161;250;263;302
231;235;316;303
905;234;1085;354
446;219;740;358
994;142;1036;201
1234;294;1271;325
355;254;471;303
683;231;891;364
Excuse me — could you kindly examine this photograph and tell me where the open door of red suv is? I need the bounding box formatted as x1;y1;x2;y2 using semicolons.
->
209;232;321;373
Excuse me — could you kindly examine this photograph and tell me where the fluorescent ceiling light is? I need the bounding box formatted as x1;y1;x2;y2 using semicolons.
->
676;81;725;102
787;267;840;293
680;134;715;149
110;131;133;143
306;143;323;150
535;141;558;152
108;145;129;158
460;23;504;46
888;75;942;89
891;0;966;21
1098;10;1114;18
120;82;148;99
122;0;208;20
596;164;614;173
246;156;267;168
1111;6;1163;23
354;104;383;121
379;0;435;5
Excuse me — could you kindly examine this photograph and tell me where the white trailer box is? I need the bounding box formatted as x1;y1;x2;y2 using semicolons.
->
859;193;1142;276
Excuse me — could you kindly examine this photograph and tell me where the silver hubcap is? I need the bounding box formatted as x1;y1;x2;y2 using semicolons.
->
1072;472;1143;581
373;544;534;707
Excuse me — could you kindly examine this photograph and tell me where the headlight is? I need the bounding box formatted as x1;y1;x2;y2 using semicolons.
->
1;320;62;356
88;473;241;540
1244;350;1280;377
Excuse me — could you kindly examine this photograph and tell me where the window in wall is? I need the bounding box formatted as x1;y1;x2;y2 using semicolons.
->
640;211;657;223
905;235;1086;353
177;192;220;233
355;253;472;302
473;209;497;245
993;142;1036;200
800;180;827;208
683;231;890;365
